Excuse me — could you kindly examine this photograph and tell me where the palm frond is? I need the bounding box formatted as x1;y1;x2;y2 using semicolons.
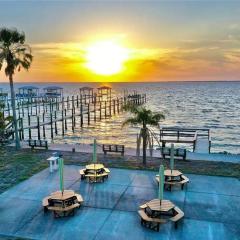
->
122;117;141;128
0;28;33;76
123;103;140;114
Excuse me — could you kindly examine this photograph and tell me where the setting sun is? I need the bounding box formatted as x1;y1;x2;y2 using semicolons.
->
85;40;129;75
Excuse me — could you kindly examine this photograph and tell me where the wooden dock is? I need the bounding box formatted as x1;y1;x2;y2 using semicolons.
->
3;89;147;142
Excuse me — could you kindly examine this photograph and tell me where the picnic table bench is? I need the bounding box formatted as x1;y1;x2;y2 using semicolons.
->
29;139;48;150
79;165;110;183
138;199;184;231
102;144;124;156
164;175;189;190
42;191;84;218
138;210;166;231
156;170;189;191
170;206;184;228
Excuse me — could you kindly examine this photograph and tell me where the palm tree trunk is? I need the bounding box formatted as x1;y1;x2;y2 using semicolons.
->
9;74;20;149
142;125;147;166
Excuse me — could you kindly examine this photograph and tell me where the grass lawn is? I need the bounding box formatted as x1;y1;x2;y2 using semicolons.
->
0;146;239;194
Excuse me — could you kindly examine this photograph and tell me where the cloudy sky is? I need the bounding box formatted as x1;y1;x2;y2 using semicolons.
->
0;0;240;82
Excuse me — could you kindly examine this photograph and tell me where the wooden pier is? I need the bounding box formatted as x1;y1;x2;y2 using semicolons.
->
3;89;146;142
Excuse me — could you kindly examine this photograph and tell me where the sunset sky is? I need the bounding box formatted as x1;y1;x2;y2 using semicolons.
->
0;0;240;82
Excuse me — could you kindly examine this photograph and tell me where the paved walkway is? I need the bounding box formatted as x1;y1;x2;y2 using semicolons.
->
0;166;239;240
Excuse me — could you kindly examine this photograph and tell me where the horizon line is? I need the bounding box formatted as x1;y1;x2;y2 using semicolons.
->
1;80;240;84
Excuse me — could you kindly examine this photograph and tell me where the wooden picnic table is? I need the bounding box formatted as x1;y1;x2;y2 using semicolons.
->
156;169;189;191
164;170;182;178
81;164;110;183
138;199;184;231
86;164;104;171
42;190;84;218
146;199;175;213
50;190;75;201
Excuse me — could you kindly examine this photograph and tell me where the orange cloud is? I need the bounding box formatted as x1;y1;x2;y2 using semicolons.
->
1;40;240;82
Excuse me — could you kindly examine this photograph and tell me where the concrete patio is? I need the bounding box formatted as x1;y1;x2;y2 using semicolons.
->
0;165;239;240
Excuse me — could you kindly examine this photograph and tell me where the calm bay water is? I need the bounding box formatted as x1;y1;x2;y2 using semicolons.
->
1;81;240;154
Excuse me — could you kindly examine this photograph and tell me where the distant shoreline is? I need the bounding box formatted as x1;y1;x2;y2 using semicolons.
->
1;80;240;84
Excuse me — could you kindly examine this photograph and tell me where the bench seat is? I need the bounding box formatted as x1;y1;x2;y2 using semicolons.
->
164;175;189;190
156;174;189;190
85;172;109;183
139;204;147;209
79;169;86;179
104;168;110;173
48;203;80;212
85;173;108;178
170;207;184;228
48;203;80;218
138;210;166;231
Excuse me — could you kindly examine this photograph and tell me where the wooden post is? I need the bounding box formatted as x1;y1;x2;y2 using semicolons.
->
57;99;60;111
20;118;24;140
117;98;120;113
64;109;67;129
18;102;20;119
80;104;83;127
80;94;83;106
71;108;74;132
22;102;24;117
62;109;65;136
49;100;52;113
18;118;22;141
67;96;69;110
113;99;116;115
54;111;58;134
71;95;74;110
43;112;46;138
7;102;10;116
62;97;64;111
42;101;45;114
28;114;31;139
99;102;102;120
22;118;24;139
87;104;90;125
37;116;40;140
104;101;107;118
76;95;79;108
38;99;41;114
50;113;53;139
73;106;76;127
30;97;33;115
35;101;38;115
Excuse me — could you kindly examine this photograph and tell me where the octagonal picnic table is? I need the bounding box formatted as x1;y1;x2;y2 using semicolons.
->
164;170;182;178
139;198;184;231
81;163;110;183
156;169;189;191
86;163;104;170
50;190;75;201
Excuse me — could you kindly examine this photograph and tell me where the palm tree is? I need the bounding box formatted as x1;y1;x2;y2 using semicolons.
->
0;28;33;149
122;103;165;165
